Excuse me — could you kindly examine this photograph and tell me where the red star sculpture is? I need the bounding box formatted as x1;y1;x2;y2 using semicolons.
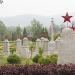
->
62;12;72;22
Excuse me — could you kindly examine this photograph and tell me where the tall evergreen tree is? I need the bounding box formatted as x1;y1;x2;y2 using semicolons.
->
30;19;43;41
0;20;7;40
16;25;22;39
23;27;27;37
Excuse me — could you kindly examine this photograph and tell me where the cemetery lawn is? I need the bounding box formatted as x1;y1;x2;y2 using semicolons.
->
0;41;33;64
0;55;7;64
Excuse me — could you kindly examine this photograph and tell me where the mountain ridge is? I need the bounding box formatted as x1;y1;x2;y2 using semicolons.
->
0;13;75;28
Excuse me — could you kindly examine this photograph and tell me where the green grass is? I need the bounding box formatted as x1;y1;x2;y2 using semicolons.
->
21;57;33;65
0;55;7;64
0;41;34;65
0;55;33;65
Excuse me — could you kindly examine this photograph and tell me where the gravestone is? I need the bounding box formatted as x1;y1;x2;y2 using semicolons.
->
36;38;41;50
41;37;49;51
43;38;49;51
48;40;56;54
16;39;22;55
20;37;29;57
20;47;30;57
57;28;75;64
3;39;10;56
42;38;49;55
23;37;29;48
55;37;62;54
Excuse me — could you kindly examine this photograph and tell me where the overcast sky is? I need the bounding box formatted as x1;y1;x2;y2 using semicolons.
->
0;0;74;17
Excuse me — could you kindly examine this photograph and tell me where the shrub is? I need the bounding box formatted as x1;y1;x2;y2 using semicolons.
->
7;54;21;64
33;54;58;64
32;54;44;64
32;54;40;63
50;54;58;64
38;47;43;56
38;56;44;64
25;58;33;65
32;47;44;64
10;48;16;54
43;56;51;64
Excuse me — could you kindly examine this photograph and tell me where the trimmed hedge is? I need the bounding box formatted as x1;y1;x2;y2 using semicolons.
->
0;64;75;75
7;54;21;64
33;54;58;64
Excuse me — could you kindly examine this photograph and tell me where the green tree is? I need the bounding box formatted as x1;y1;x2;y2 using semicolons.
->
30;19;43;41
23;27;27;37
0;21;7;40
16;25;22;38
11;32;16;40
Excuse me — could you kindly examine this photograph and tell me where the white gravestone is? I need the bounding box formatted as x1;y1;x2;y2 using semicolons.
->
20;47;30;58
57;28;75;64
55;37;63;54
43;38;49;55
41;37;49;51
16;39;22;55
23;37;29;48
40;37;45;51
43;38;49;51
3;39;10;56
36;39;41;50
48;40;56;54
20;37;29;57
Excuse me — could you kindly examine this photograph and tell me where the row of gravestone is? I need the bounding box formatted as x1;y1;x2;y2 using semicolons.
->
2;37;61;57
2;27;75;64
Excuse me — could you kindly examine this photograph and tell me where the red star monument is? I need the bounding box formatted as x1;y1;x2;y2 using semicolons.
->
62;12;72;22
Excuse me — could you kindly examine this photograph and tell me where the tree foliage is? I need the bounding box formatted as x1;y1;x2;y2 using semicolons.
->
0;19;61;40
23;27;27;37
0;21;7;40
15;25;22;38
30;19;43;41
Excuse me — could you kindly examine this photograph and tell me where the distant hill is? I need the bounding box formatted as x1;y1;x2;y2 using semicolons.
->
0;13;75;28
